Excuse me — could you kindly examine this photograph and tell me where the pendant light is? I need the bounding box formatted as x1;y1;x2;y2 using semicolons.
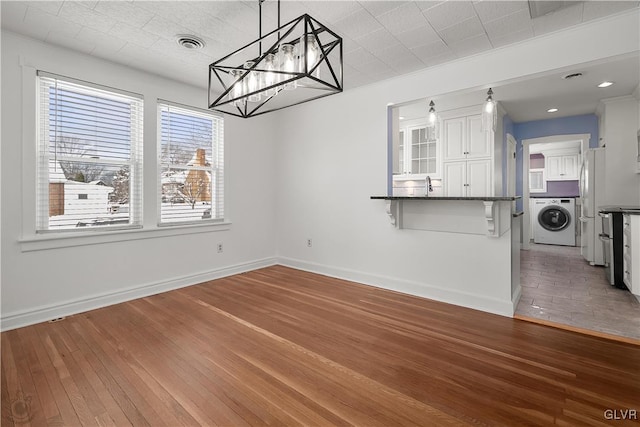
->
208;0;343;118
427;100;437;127
427;100;438;139
482;88;496;132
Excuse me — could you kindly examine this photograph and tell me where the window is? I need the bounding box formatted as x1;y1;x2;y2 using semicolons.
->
158;102;224;225
529;169;546;193
37;72;143;231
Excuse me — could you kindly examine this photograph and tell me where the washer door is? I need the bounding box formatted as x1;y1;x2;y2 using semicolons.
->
538;206;571;231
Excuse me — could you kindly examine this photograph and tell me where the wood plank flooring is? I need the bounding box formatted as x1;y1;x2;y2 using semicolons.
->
2;265;639;426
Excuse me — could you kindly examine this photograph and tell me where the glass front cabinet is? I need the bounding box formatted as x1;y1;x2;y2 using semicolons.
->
395;124;440;180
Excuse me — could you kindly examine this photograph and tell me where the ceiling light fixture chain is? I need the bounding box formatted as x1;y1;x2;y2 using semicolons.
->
208;0;343;118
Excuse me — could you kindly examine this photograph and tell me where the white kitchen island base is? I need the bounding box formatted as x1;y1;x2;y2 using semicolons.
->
372;196;522;317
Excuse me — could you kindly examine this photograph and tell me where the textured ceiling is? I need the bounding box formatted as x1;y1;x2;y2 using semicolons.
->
1;1;639;91
398;53;640;123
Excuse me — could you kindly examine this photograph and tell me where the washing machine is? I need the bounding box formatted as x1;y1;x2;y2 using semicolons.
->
532;198;576;246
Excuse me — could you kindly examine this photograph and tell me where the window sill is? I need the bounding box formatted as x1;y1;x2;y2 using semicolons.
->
20;221;231;252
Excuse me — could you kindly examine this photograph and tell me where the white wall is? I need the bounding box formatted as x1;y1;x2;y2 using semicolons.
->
274;11;639;311
2;10;639;328
1;32;278;329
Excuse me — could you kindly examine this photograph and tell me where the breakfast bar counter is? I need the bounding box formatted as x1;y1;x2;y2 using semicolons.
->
371;195;522;316
370;195;520;237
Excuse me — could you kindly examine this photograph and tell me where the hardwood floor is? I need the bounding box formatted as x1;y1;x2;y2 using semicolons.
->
2;265;639;426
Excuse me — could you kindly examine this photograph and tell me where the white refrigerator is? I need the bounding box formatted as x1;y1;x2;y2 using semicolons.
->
579;148;606;265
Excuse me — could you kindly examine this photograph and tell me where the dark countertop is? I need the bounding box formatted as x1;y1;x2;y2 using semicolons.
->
599;206;640;215
371;196;521;201
530;196;578;199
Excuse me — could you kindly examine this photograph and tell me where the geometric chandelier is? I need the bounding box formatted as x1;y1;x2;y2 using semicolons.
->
208;0;343;118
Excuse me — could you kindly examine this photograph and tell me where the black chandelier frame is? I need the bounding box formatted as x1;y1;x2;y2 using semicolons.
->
208;2;343;118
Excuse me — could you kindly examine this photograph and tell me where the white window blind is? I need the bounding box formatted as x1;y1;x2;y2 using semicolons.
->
158;102;224;224
37;72;143;231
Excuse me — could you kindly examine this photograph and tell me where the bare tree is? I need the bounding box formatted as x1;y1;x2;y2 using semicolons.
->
110;167;130;204
178;172;209;210
55;136;105;182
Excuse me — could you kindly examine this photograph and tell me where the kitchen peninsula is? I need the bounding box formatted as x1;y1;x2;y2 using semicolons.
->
371;195;522;317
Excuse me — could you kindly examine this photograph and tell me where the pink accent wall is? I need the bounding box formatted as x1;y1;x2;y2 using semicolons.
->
530;153;545;169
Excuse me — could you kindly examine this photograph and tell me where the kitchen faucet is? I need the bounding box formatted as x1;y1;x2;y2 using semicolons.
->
425;175;432;196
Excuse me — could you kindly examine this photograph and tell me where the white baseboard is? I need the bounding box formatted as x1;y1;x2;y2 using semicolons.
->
278;257;515;317
0;257;277;332
511;284;522;312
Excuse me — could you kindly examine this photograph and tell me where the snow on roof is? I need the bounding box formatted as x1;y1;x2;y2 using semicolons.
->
65;181;114;192
49;160;67;183
161;170;187;185
186;148;211;167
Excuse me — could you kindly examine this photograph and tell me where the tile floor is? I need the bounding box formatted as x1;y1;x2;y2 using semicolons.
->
516;243;640;340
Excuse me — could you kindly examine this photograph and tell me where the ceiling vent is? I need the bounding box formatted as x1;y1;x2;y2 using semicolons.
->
528;1;582;19
176;35;205;50
563;72;583;80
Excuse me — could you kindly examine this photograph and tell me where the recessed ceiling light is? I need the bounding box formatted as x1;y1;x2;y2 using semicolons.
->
547;108;559;113
598;81;614;88
176;35;205;50
399;116;405;120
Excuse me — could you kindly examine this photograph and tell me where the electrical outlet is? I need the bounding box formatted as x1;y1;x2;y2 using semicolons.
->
307;238;312;247
217;243;223;253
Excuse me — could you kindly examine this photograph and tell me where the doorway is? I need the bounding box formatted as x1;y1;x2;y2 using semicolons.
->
521;134;590;250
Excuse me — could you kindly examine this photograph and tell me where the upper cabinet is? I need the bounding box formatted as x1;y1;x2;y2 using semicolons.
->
545;152;579;180
443;114;492;161
396;123;440;179
441;108;494;197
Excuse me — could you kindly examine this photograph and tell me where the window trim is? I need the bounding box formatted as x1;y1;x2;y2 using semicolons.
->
36;70;144;232
19;62;231;251
157;99;225;227
20;221;231;252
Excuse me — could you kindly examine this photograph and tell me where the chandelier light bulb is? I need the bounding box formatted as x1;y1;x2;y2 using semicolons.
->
279;43;297;91
263;53;278;97
230;69;245;106
301;34;320;78
244;61;261;102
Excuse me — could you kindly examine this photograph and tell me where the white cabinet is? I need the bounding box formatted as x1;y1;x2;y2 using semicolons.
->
442;111;493;197
443;114;491;161
396;124;440;179
444;159;492;197
529;169;546;193
546;154;579;180
622;214;640;296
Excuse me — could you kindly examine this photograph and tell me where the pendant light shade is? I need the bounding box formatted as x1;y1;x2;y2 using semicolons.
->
208;2;343;119
426;100;439;139
427;100;437;127
482;88;497;132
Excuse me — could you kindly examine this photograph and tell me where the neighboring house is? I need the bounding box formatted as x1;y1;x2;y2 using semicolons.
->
63;181;114;217
48;161;114;225
161;148;212;203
